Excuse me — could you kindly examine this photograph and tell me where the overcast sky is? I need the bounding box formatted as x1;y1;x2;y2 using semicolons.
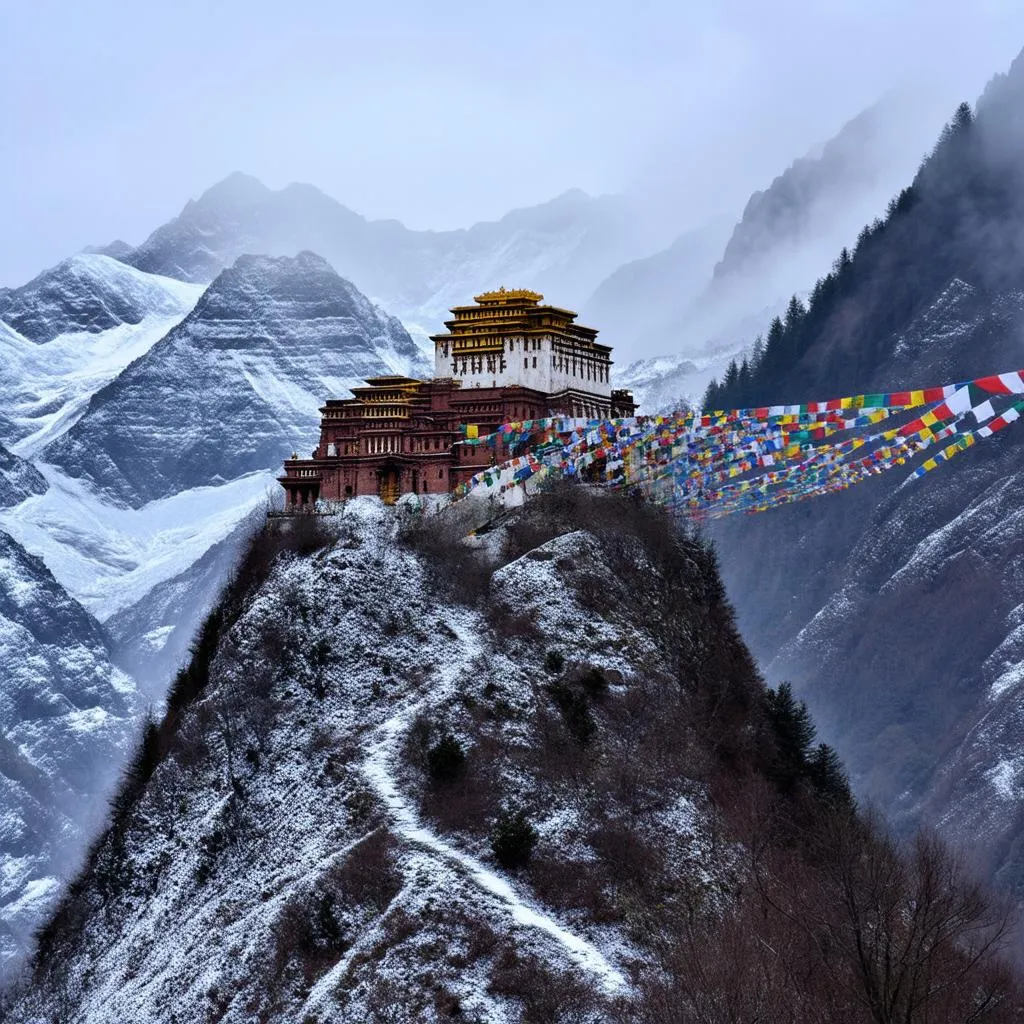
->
4;0;1024;286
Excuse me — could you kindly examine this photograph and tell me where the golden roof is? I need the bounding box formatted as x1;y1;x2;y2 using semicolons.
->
473;287;543;305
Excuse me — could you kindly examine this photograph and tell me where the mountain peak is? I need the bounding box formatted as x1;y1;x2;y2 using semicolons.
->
190;172;272;212
43;251;427;507
0;254;199;344
82;239;134;259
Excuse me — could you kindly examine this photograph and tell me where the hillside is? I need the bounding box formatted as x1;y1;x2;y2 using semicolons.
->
9;491;1018;1022
703;50;1024;899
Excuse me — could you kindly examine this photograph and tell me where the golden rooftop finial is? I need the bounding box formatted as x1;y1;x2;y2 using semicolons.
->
474;287;544;305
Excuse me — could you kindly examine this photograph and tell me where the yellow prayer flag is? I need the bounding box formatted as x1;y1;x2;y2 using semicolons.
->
466;424;479;439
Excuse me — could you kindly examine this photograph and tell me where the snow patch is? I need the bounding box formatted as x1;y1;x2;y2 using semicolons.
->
0;464;273;620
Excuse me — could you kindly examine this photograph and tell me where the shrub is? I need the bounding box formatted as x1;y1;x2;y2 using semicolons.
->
579;666;609;697
544;650;565;674
427;735;467;784
491;810;538;869
332;829;403;912
548;681;596;745
399;510;492;604
487;603;541;640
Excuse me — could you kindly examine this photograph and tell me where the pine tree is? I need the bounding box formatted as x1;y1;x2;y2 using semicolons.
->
807;742;852;806
784;295;807;330
737;356;750;407
764;682;816;788
749;334;765;372
833;247;852;276
702;377;719;410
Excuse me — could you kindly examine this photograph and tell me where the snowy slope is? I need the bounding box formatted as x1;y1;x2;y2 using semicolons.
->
0;531;137;982
0;262;203;456
0;254;201;346
103;512;260;699
0;465;274;622
13;494;752;1021
617;350;738;413
43;252;426;509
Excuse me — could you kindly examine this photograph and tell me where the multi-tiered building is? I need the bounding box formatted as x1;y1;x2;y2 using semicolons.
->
278;288;634;507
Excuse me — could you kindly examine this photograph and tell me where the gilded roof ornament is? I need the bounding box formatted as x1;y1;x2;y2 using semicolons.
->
473;286;544;305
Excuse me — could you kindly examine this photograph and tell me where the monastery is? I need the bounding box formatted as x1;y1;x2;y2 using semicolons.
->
278;288;635;507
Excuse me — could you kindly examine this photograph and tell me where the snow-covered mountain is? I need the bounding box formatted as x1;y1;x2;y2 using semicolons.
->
0;252;435;977
117;174;682;342
0;254;199;346
0;531;137;982
589;91;953;395
0;257;203;456
11;493;1017;1021
707;50;1024;902
44;252;426;509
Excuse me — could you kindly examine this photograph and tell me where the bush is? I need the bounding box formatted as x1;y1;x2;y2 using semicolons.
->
399;510;492;605
548;681;596;745
579;666;609;697
544;650;565;674
491;810;538;869
426;735;467;784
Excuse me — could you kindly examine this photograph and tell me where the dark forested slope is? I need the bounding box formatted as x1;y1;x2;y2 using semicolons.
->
703;50;1024;902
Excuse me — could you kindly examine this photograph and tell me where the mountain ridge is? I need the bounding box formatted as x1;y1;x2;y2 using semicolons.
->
42;252;426;508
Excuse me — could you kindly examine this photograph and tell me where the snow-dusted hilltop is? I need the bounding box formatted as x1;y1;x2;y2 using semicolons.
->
116;173;681;337
43;252;426;508
13;492;1017;1021
0;531;137;982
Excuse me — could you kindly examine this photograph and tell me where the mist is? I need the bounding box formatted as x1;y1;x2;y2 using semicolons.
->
5;0;1024;288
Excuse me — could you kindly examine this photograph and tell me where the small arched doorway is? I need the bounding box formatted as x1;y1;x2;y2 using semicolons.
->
377;463;400;505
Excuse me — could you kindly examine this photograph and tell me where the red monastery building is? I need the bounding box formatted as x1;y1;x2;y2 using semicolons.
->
278;288;635;507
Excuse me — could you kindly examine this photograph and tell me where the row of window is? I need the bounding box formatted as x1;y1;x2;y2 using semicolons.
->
326;435;458;456
551;356;608;382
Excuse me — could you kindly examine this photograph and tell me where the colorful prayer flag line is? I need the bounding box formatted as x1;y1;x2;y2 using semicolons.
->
451;371;1024;518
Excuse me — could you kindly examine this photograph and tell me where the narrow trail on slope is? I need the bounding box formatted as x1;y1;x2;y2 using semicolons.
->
360;617;628;996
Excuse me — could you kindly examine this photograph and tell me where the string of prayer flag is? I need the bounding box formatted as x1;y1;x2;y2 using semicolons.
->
451;371;1024;519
